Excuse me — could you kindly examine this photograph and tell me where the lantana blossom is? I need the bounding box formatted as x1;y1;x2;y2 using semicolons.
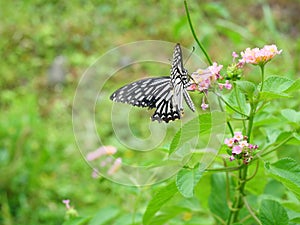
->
188;62;231;110
224;132;258;164
62;199;71;209
201;101;209;110
234;131;244;141
86;146;117;161
107;157;122;175
232;145;242;154
62;199;78;218
240;44;282;66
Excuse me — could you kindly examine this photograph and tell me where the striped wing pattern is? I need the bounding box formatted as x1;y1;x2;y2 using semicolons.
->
110;43;195;123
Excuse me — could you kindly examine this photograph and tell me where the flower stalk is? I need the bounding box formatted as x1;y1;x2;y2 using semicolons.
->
184;0;213;66
260;65;265;91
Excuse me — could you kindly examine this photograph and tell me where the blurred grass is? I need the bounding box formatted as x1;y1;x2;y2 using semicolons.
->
1;0;300;224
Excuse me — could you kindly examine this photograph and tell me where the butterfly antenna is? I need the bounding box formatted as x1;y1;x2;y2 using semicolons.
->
184;46;196;83
184;46;195;66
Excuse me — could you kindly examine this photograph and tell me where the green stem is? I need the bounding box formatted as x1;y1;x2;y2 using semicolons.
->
242;196;262;225
254;134;294;159
247;108;254;141
228;101;257;224
246;160;259;181
260;65;265;92
227;121;234;137
228;166;248;224
184;0;213;65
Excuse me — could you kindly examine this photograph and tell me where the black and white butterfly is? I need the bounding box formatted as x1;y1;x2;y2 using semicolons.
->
110;43;195;123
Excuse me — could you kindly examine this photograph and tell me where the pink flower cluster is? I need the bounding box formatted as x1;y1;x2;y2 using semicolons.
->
226;44;282;81
62;199;71;209
188;62;231;110
239;44;282;66
224;132;258;164
62;199;78;218
86;146;117;161
87;146;122;177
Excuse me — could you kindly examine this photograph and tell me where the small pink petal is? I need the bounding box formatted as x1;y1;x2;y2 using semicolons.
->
187;83;197;91
92;169;99;178
107;158;122;175
232;52;239;58
224;80;232;90
201;102;209;110
62;199;71;209
232;145;242;154
86;146;117;161
239;140;249;148
234;132;243;141
224;138;234;147
208;62;223;77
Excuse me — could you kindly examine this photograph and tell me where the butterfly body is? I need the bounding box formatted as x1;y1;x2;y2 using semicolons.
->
110;44;195;123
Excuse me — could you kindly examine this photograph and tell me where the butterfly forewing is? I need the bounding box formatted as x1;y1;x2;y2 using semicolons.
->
110;77;171;109
110;43;195;123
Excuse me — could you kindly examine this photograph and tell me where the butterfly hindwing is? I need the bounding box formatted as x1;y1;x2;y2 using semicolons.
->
110;43;195;123
151;98;181;123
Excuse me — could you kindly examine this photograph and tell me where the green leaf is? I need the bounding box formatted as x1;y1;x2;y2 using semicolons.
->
227;88;250;115
259;76;294;100
146;206;184;225
226;86;250;115
143;182;178;225
235;80;257;98
254;112;281;126
264;179;286;198
113;213;142;225
169;111;226;155
258;199;288;225
63;217;91;225
281;109;300;124
176;166;203;198
285;78;300;93
177;197;201;212
265;158;300;200
262;76;294;93
88;206;120;225
259;91;291;100
208;173;230;221
282;201;300;223
275;131;300;146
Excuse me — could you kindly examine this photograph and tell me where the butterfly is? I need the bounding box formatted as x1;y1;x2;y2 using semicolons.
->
110;43;195;123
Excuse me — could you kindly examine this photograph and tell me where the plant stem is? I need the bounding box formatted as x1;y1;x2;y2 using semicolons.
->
227;121;234;137
247;110;254;141
254;134;295;159
260;65;265;91
242;196;262;225
184;0;213;65
227;165;248;224
246;160;259;181
227;99;257;224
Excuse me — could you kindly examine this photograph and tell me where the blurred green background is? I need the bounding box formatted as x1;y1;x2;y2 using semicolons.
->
1;0;299;224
